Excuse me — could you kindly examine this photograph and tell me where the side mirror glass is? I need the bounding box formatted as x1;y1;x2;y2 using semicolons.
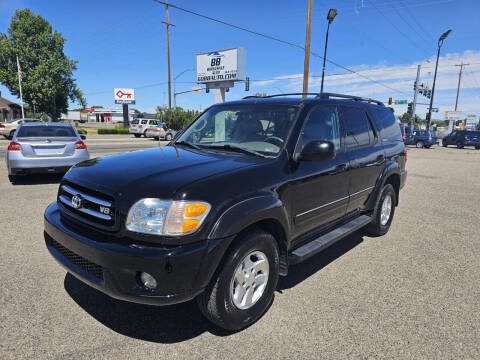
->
299;141;336;161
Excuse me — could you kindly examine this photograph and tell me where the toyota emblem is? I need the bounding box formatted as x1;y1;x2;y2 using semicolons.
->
71;194;83;209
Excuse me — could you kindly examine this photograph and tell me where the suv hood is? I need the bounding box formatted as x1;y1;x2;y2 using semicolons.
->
64;145;260;200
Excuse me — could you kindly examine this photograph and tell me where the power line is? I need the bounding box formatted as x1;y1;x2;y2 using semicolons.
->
398;0;436;43
153;0;409;95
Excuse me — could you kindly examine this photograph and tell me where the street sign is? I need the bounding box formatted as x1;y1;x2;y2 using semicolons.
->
394;100;407;104
196;47;246;84
445;111;462;121
114;88;135;104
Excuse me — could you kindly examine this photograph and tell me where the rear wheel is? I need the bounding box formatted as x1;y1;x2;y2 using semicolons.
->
456;141;464;149
416;141;424;148
197;229;279;331
364;184;396;237
442;140;447;147
134;134;141;138
165;133;173;141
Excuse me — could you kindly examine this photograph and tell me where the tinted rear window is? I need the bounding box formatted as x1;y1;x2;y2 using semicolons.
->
17;126;76;138
370;108;402;141
466;131;480;136
131;119;139;124
341;106;371;147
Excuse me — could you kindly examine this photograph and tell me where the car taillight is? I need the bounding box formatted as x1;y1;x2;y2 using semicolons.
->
8;141;21;151
403;147;407;163
402;133;406;138
75;141;87;150
154;129;160;132
139;125;142;128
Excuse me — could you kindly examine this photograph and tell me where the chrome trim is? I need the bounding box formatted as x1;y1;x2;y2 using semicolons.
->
296;195;349;218
350;186;374;197
295;186;375;218
61;185;111;207
59;195;112;220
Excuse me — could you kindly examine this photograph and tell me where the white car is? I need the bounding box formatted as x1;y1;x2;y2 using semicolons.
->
145;123;175;141
129;118;159;137
6;122;89;182
0;118;41;139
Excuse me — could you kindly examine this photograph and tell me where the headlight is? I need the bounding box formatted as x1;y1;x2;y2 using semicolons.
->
126;199;211;236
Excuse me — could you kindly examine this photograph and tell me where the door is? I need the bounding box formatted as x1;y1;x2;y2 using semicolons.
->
290;105;350;239
340;105;385;213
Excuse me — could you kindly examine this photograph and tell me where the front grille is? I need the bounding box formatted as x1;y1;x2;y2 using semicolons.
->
50;238;104;280
58;180;115;229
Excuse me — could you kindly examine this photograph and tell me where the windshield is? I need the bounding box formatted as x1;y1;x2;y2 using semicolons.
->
17;126;76;138
176;104;299;156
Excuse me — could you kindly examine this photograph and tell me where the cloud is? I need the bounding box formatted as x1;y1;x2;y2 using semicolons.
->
254;49;480;117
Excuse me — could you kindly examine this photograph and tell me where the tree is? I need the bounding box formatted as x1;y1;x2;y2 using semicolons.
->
156;106;200;130
399;112;424;127
0;9;85;120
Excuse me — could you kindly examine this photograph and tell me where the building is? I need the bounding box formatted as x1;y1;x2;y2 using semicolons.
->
61;107;136;123
0;96;22;122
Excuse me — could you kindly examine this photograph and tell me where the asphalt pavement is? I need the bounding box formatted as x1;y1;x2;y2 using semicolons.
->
0;135;479;359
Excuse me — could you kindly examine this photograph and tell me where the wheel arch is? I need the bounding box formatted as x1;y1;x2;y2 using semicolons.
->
366;162;401;209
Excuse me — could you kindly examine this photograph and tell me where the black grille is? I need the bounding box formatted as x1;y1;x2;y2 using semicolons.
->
50;239;104;281
58;180;116;229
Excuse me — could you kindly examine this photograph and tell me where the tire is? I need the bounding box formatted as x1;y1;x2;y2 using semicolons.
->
134;134;141;138
154;137;159;141
165;133;173;141
442;141;447;147
416;141;424;148
425;145;431;149
8;175;17;184
197;229;279;331
364;184;397;237
143;130;148;138
456;141;464;149
475;145;480;150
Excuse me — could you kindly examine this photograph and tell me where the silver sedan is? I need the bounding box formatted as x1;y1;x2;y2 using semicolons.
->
6;122;89;182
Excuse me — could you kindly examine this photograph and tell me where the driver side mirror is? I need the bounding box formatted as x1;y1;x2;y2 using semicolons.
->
298;141;336;161
173;129;183;140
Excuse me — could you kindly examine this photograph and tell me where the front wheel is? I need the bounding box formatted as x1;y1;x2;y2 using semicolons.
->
442;141;447;147
364;184;396;237
134;134;141;138
197;229;279;331
416;141;424;148
456;141;464;149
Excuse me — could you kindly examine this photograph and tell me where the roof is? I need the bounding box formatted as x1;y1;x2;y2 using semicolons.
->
0;96;21;109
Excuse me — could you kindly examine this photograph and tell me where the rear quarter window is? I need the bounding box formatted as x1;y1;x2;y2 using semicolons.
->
370;108;402;141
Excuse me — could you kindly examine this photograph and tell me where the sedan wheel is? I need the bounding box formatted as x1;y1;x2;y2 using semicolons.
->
416;141;424;148
165;133;173;141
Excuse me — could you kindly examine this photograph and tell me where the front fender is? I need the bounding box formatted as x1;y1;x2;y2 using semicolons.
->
208;194;290;242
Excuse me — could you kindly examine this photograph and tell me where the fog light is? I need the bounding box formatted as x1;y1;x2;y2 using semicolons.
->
140;272;157;290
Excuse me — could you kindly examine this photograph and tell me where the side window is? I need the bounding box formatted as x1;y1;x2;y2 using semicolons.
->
141;120;148;125
300;106;340;151
342;106;371;148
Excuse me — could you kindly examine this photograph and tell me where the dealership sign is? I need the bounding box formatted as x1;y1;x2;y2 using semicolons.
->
114;88;135;104
445;111;462;121
196;47;246;83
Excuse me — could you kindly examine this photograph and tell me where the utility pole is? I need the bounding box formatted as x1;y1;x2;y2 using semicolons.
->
302;0;313;98
454;63;469;111
411;64;421;131
161;1;175;110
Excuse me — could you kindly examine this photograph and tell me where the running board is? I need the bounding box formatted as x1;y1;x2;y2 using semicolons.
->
289;215;372;264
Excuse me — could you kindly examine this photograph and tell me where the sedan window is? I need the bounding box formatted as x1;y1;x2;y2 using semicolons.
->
17;126;76;138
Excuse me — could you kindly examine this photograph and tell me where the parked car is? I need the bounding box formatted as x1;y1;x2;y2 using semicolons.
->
44;92;407;331
129;118;159;137
145;122;176;141
6;122;89;182
0;118;41;139
442;130;480;149
404;129;435;148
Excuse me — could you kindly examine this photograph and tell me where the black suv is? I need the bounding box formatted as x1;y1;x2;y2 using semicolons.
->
44;93;407;330
442;130;480;149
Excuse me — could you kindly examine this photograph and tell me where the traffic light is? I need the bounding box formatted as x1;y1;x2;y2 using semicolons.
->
427;89;432;99
388;97;392;105
413;81;417;91
245;77;250;91
407;102;413;114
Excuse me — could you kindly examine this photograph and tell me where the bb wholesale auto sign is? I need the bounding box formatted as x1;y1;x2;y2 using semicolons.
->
196;47;246;83
114;88;135;104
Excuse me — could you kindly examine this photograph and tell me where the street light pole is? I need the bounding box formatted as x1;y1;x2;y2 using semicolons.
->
173;68;195;109
320;9;337;93
426;29;451;130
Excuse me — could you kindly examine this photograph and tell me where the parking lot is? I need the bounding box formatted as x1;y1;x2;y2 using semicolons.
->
1;135;479;359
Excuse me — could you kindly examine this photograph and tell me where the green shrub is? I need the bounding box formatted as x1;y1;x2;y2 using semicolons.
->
97;128;129;134
77;128;87;135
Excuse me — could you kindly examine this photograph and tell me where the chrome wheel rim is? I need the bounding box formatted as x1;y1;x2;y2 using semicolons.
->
230;251;269;310
380;194;392;226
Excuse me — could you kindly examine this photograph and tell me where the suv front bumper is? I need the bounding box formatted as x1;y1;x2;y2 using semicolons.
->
44;202;233;306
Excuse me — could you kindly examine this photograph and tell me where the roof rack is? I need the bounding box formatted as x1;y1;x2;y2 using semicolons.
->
242;93;319;99
242;92;385;106
316;93;385;106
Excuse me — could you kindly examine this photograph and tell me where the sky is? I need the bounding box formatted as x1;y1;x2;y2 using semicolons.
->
0;0;479;119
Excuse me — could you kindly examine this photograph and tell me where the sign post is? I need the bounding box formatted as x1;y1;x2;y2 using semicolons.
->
196;47;246;103
114;88;135;128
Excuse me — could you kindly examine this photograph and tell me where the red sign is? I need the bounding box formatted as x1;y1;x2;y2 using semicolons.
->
83;108;95;113
116;90;132;99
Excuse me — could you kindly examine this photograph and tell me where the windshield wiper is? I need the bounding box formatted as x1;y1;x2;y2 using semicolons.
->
204;144;267;158
174;140;201;150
